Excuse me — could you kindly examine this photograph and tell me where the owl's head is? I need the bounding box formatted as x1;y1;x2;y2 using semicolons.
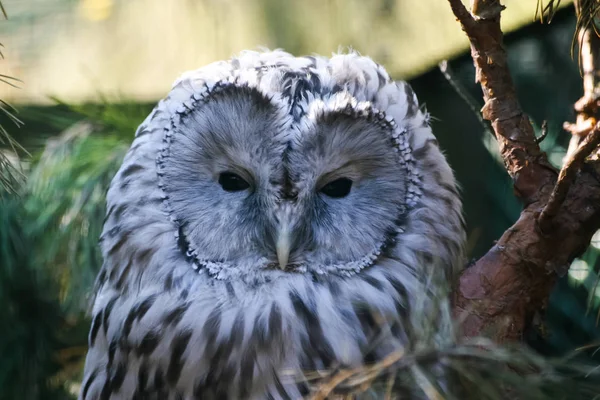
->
101;50;464;284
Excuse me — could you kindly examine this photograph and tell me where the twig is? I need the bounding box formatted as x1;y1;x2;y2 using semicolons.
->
384;369;396;400
310;369;356;400
574;93;600;114
539;122;600;230
564;119;595;137
438;60;494;138
309;350;405;400
536;120;549;144
566;0;600;161
447;0;477;31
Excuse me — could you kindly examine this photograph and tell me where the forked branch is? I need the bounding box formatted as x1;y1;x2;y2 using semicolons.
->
447;0;600;342
447;0;557;203
539;123;600;230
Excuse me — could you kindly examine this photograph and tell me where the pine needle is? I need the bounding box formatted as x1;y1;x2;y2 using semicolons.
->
536;0;562;23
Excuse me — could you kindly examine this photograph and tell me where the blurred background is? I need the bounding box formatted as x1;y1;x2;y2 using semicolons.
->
0;0;599;398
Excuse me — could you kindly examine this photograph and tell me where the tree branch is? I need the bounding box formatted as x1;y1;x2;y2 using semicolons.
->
449;0;557;204
539;123;600;230
565;0;600;159
448;0;600;342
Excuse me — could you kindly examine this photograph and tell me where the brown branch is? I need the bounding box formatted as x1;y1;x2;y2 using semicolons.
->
566;0;600;160
448;0;600;342
539;123;600;230
563;118;595;137
448;0;557;204
535;120;548;144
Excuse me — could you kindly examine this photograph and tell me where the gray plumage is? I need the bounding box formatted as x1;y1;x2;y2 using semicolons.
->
80;50;465;399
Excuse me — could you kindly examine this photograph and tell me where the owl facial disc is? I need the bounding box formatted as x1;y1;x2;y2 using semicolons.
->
157;74;422;281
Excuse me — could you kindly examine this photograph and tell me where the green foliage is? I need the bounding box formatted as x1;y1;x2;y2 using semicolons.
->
0;0;28;197
19;100;151;312
25;125;128;310
0;193;83;400
51;97;154;139
0;99;149;399
0;66;26;197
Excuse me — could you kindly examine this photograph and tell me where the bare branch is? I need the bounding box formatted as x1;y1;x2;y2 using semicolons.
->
536;120;549;144
448;0;557;204
566;0;600;161
539;123;600;230
439;60;494;137
563;119;595;137
447;0;476;31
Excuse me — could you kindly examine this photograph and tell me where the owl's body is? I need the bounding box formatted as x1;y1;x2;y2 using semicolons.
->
81;50;465;399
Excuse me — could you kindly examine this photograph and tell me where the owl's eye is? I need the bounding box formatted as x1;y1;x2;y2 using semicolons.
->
218;172;250;192
320;178;353;198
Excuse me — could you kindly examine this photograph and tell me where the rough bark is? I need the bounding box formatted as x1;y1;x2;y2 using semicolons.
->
448;0;600;342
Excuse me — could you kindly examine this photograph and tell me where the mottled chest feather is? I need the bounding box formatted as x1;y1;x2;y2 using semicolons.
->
81;50;465;400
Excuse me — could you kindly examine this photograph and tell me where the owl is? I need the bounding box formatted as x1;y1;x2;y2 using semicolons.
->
80;50;465;399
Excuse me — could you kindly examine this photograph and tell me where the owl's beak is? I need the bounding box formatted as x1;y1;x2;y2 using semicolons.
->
275;205;293;270
276;221;291;270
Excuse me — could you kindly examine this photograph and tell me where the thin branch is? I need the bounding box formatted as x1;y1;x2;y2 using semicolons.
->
573;0;600;61
539;122;600;230
447;0;476;32
439;60;494;138
536;120;549;144
309;350;406;400
566;0;600;161
563;118;595;137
